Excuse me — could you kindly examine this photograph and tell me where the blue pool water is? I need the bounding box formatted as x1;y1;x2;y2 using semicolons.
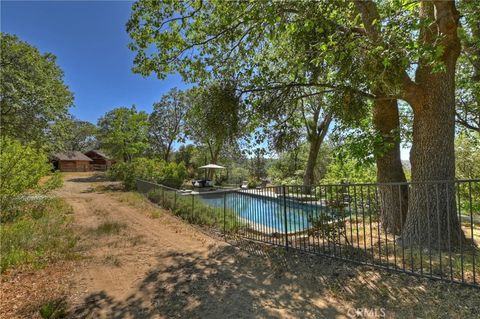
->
198;191;328;233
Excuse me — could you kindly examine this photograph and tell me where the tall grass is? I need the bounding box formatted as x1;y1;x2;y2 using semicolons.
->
0;198;77;272
146;188;239;232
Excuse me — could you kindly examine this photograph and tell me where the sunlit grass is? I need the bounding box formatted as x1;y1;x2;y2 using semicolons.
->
0;198;78;272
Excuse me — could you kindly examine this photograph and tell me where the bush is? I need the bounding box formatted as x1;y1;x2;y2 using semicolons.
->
321;156;376;184
107;158;187;190
247;177;259;189
0;198;77;272
0;137;52;213
39;299;67;319
39;171;64;193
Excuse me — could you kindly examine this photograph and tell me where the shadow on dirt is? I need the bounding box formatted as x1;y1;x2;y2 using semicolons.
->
69;238;479;319
68;174;107;183
70;243;345;318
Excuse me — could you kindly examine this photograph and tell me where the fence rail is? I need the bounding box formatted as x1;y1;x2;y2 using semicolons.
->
136;179;480;288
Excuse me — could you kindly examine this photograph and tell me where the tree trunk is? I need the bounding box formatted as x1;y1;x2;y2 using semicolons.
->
400;1;465;249
207;146;221;180
303;134;322;190
373;98;408;235
401;78;465;249
164;142;173;162
302;113;332;192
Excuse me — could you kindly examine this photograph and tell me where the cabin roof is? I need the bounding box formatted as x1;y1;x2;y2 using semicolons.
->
52;151;93;161
85;150;112;160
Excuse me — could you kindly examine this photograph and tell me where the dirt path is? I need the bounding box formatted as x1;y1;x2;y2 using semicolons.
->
59;173;349;318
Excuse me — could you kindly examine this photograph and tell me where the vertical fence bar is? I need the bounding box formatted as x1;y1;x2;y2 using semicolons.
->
223;191;226;236
446;182;453;281
173;190;177;211
469;182;476;285
283;185;289;251
191;194;195;223
390;184;397;270
399;184;406;272
425;184;433;278
353;185;360;253
435;184;443;280
456;182;464;283
320;185;327;253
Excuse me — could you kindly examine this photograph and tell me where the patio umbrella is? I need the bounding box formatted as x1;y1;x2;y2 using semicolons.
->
199;164;225;180
199;164;226;169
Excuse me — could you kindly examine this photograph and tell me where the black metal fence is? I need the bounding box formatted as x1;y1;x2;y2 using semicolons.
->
136;179;480;288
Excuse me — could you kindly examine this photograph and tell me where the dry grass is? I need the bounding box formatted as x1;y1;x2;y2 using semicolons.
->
94;221;127;236
112;191;163;219
284;217;480;286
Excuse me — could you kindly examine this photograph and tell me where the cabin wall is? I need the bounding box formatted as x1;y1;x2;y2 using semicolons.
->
84;152;112;171
58;160;91;172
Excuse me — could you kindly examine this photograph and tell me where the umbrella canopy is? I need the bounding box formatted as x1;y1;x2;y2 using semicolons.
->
199;164;225;169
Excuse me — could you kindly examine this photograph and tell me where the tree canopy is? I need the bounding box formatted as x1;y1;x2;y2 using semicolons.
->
0;33;74;147
149;88;189;161
97;106;149;162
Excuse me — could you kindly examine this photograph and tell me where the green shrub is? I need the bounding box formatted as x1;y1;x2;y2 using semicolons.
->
321;156;376;184
39;299;67;319
0;198;77;272
247;177;259;189
107;158;187;190
0;137;52;214
40;171;64;193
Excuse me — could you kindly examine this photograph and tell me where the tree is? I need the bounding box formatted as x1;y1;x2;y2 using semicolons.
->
0;33;73;147
351;1;464;247
185;82;245;178
149;88;189;161
248;149;267;180
256;88;333;189
97;106;149;162
62;117;98;152
174;144;195;166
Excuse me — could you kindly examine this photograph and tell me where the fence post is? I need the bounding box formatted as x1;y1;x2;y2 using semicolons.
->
223;191;227;236
191;194;195;222
283;185;289;251
162;187;165;207
174;191;177;211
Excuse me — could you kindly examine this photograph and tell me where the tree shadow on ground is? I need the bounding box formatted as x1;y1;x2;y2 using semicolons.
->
68;174;107;183
70;238;479;318
70;243;344;318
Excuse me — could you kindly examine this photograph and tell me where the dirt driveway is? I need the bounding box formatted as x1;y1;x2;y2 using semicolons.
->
59;173;351;318
4;172;478;319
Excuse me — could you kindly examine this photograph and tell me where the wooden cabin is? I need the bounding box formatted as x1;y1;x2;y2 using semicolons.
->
84;150;114;171
51;151;92;172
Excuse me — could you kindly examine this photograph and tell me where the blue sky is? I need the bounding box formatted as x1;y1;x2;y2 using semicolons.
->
1;0;187;123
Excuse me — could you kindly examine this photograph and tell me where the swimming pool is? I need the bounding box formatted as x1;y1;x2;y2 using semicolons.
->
198;191;329;233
